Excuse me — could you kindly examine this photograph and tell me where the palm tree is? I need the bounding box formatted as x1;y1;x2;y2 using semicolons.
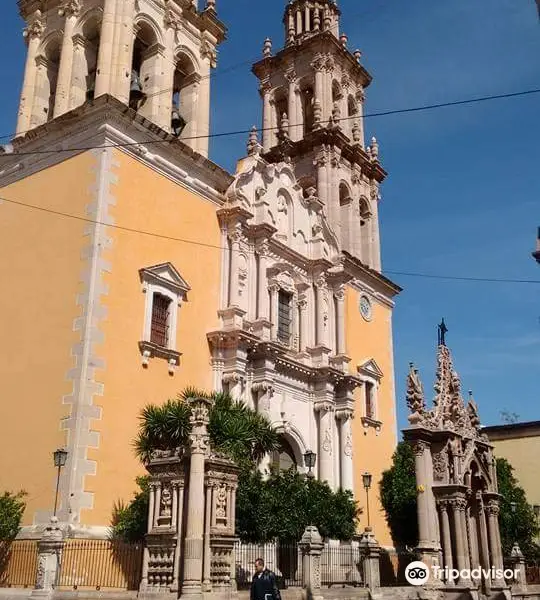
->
133;387;280;469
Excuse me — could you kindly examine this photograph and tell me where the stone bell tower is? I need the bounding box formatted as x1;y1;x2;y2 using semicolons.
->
252;0;385;270
16;0;226;157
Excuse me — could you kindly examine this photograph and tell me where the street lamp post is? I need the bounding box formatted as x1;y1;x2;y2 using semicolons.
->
510;501;517;546
362;472;373;528
303;450;317;478
53;449;68;517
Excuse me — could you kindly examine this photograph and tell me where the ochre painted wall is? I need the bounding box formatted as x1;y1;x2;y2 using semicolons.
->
491;437;540;508
84;150;222;526
345;287;398;547
0;153;97;525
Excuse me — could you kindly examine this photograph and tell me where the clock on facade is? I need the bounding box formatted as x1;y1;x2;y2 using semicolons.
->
359;295;373;321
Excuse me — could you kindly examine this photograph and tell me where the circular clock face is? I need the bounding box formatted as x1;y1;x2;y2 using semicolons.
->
359;295;372;321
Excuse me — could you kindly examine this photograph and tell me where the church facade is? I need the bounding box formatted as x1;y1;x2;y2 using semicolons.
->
0;0;400;546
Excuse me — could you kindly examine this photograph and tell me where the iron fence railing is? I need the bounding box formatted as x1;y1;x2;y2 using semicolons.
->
320;544;362;587
526;561;540;585
234;542;302;589
0;540;38;588
57;539;143;590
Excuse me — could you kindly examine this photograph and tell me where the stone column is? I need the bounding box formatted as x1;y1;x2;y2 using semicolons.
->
17;17;44;135
336;410;353;491
316;151;328;206
181;397;212;598
32;517;65;597
69;35;87;110
257;243;270;320
298;294;308;351
269;283;279;341
369;190;381;271
313;60;324;114
486;500;505;586
316;402;334;487
468;504;480;573
286;72;297;140
439;501;454;585
335;287;346;355
53;6;79;118
299;526;324;600
477;495;492;581
508;543;527;591
452;498;469;583
412;441;431;548
173;482;185;592
202;484;212;591
228;229;242;307
314;277;328;347
95;0;115;97
196;56;212;157
115;0;136;103
261;83;272;152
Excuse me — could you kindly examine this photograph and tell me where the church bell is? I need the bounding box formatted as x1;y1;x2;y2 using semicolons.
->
171;109;186;137
129;70;144;108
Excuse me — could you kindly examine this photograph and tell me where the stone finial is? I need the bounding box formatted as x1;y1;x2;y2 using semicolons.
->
340;33;348;48
511;542;524;559
354;49;362;63
370;136;379;161
263;37;272;57
352;121;362;143
247;126;261;156
407;362;426;423
331;102;341;127
366;145;372;160
205;0;216;10
313;10;321;30
323;7;331;30
280;112;289;137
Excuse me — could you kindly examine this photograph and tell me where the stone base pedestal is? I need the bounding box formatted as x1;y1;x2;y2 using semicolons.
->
218;307;246;330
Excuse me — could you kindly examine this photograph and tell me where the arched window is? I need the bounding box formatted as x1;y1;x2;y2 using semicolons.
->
130;21;160;115
347;95;358;118
70;16;101;110
32;39;61;127
301;84;314;135
172;52;199;139
359;197;372;266
272;437;297;472
340;183;353;251
274;89;288;144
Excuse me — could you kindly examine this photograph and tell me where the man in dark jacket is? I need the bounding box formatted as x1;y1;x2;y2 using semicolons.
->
250;559;281;600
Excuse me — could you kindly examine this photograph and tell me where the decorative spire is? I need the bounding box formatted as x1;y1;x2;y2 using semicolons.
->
352;121;361;144
263;37;272;58
247;126;261;156
370;136;379;161
331;102;341;128
354;49;362;63
406;362;426;424
340;33;348;48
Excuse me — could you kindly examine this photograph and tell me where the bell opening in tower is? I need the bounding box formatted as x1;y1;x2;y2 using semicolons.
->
171;52;198;139
81;18;101;103
130;23;159;111
32;39;61;128
301;85;314;136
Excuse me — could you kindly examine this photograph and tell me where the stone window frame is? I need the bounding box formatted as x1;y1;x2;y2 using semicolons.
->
139;263;190;374
358;359;384;434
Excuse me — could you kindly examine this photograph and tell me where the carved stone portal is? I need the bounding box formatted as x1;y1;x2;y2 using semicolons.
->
403;335;507;597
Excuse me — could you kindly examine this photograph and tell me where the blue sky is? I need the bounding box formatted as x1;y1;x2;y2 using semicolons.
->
1;0;539;431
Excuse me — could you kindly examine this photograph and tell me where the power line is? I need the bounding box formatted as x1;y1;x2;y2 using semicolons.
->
2;87;539;158
1;194;539;285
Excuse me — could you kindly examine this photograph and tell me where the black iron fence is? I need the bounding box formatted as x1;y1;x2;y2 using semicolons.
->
57;539;143;590
320;544;362;587
526;560;540;585
0;540;38;588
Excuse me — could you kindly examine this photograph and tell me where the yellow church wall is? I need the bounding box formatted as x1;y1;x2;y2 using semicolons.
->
345;287;398;548
0;153;98;525
83;150;222;527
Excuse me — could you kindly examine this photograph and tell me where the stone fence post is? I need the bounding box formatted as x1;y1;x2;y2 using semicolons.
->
358;527;381;595
299;526;324;600
31;517;65;598
508;543;527;591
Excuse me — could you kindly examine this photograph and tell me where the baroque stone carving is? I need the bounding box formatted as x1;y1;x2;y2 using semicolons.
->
59;0;81;17
322;428;332;455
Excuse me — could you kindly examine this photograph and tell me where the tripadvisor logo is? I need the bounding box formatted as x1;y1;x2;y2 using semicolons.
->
405;561;519;586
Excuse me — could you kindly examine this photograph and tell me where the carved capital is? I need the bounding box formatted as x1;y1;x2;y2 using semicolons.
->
24;15;45;40
59;0;81;17
200;38;217;67
310;54;325;72
412;440;429;456
334;286;346;302
314;400;334;413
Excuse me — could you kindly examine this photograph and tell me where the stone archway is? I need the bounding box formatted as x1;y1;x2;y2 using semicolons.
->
271;435;298;472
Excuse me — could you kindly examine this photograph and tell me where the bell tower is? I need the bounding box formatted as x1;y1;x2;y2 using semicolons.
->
16;0;226;157
252;0;384;269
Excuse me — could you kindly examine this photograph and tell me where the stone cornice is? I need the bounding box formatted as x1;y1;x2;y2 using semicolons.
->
342;252;401;300
1;95;233;202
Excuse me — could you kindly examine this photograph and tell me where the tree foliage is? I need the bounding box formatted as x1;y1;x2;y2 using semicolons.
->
110;477;149;543
379;442;418;549
380;442;540;558
133;388;280;469
496;458;540;558
236;468;359;543
0;491;27;540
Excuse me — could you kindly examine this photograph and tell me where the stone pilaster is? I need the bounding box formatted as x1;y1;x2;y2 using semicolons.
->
315;399;334;487
31;517;65;598
95;0;115;97
299;526;324;600
438;500;454;585
336;409;353;491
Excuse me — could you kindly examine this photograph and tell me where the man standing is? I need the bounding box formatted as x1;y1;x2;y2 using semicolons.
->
250;559;282;600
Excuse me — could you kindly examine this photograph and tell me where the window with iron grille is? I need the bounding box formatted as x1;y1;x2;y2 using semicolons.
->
277;290;293;344
365;382;375;419
150;293;171;347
